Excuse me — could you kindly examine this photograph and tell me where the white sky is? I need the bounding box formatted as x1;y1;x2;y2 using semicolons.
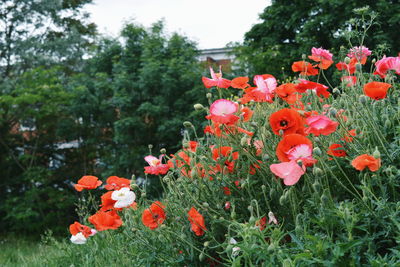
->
84;0;270;49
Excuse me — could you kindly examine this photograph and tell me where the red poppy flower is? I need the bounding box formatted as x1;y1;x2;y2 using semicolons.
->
74;175;102;192
295;80;330;98
276;83;302;104
88;210;122;231
202;66;231;88
327;144;347;157
69;221;93;238
374;56;400;78
241;107;253;122
188;207;207;236
269;108;305;136
276;134;313;162
363;81;391;100
207;99;239;125
184;141;199;152
142;201;166;230
308;47;334;69
351;154;381;172
341;129;357;143
231;77;250;89
104;176;131;191
291;61;319;76
212;146;239;173
256;216;267;231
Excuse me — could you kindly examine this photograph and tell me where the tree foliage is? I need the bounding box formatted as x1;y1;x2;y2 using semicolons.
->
235;0;400;76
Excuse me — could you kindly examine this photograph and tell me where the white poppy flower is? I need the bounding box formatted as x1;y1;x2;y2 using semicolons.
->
111;187;136;208
70;232;87;245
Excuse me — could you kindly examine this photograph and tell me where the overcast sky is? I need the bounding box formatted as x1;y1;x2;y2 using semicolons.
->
84;0;270;49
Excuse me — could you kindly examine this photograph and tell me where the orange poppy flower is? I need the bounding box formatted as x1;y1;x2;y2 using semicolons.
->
276;134;313;162
291;61;319;76
276;83;302;104
231;77;250;89
269;108;304;136
351;154;381;172
142;201;166;230
104;176;131;190
74;175;102;192
363;81;391;100
188;207;207;236
88;210;122;231
327;144;347;157
69;221;92;238
241;107;253;122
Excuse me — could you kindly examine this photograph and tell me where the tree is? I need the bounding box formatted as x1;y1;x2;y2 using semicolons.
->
235;0;400;76
0;0;96;78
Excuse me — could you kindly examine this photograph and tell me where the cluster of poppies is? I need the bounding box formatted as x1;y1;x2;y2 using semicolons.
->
69;45;396;245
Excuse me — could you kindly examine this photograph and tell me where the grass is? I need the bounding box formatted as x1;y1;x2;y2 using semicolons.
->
0;234;62;267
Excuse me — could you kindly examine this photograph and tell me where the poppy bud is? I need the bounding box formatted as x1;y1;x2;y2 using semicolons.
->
240;136;248;147
371;58;376;64
262;154;270;161
313;147;322;156
202;202;209;208
194;103;205;111
313;167;323;176
279;195;286;205
247;206;253;213
355;63;362;72
206;93;212;99
183;121;193;128
384;119;391;128
373;147;381;159
148;144;153;149
160;148;166;154
302;54;307;60
283;259;293;267
329;108;337;117
204;241;209;247
267;243;276;251
344;57;351;64
359;95;368;104
261;185;266;192
231;211;236;219
199;253;205;261
141;193;146;198
249;216;256;224
162;176;170;183
269;188;276;199
332;88;341;94
320;193;329;205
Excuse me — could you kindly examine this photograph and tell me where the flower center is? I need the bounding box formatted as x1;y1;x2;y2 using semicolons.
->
280;120;288;127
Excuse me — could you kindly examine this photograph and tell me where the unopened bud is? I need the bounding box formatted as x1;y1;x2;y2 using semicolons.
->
262;154;270;161
355;63;362;72
279;195;286;205
313;147;322;156
302;54;307;60
231;211;236;219
249;216;256;224
313;167;323;176
240;136;248;146
194;103;205;111
148;144;153;149
261;185;266;192
162;176;170;183
279;129;284;136
141;193;146;198
199;252;205;261
329;108;337;117
373;147;381;159
332;88;341;94
160;148;166;154
206;93;212;99
321;193;329;205
384;119;391;128
202;202;209;208
344;57;351;64
312;181;321;192
204;241;210;247
183;121;193;128
372;58;376;64
247;205;253;213
359;95;368;104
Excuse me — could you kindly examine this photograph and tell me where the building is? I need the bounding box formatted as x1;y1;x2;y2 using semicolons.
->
198;47;236;72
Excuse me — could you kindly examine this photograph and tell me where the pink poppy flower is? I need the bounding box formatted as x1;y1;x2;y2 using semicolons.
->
144;155;170;175
250;74;277;103
374;56;400;78
305;115;338;136
285;143;316;167
308;47;333;69
341;76;357;87
202;66;231;88
270;161;305;186
347;46;371;63
207;99;239;125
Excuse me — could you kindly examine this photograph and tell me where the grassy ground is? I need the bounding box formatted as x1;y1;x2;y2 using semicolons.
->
0;235;61;267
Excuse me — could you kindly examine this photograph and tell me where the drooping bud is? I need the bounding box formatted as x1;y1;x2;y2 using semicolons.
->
183;121;193;128
203;241;210;247
148;144;153;149
194;103;205;111
384;119;391;129
206;93;212;99
329;108;337;117
313;167;323;176
332;88;341;94
359;95;368;104
160;148;166;154
302;54;307;60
